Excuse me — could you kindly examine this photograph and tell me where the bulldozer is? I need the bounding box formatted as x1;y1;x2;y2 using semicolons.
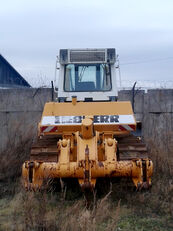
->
22;48;153;194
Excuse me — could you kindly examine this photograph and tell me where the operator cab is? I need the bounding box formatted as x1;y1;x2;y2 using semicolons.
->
57;49;118;102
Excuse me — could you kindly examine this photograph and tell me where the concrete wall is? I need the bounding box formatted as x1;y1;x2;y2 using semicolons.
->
0;88;173;153
143;90;173;151
0;88;53;152
119;89;173;150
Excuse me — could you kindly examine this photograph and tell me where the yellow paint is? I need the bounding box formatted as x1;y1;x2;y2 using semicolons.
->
81;117;94;139
22;116;153;190
38;101;136;136
42;101;134;116
22;100;153;191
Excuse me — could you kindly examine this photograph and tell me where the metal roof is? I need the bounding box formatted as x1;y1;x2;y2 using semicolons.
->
0;54;31;88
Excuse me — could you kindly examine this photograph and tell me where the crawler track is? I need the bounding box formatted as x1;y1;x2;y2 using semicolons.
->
30;134;148;162
117;135;148;160
30;136;59;162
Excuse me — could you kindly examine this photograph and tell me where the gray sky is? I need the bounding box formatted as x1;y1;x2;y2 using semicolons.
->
0;0;173;87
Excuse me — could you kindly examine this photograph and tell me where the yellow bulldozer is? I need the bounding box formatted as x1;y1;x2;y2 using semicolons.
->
22;48;153;193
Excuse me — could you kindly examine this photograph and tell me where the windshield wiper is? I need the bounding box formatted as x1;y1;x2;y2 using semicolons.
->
79;66;86;81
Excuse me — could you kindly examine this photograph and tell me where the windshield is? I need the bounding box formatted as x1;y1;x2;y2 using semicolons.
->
64;64;112;92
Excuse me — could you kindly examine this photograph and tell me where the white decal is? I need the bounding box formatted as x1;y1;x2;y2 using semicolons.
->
41;115;135;125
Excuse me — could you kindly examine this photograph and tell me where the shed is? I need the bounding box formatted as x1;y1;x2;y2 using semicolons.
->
0;54;31;88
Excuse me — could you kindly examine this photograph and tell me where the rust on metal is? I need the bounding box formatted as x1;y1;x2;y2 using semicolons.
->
22;101;153;192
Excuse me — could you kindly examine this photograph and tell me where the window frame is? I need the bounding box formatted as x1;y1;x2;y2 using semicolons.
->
63;63;112;92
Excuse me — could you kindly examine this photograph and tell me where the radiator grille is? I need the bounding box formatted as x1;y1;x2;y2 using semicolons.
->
70;50;106;63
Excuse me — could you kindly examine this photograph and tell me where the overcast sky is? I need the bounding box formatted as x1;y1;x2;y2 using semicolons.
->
0;0;173;87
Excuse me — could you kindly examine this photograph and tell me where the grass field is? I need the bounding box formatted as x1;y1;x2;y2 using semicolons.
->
0;138;173;231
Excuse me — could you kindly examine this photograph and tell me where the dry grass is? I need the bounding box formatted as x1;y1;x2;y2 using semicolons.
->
0;127;173;230
0;123;35;182
0;182;172;231
147;140;173;216
0;139;31;179
0;188;120;231
114;138;173;217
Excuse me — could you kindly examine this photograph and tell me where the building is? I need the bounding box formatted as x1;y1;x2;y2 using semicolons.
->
0;54;31;88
